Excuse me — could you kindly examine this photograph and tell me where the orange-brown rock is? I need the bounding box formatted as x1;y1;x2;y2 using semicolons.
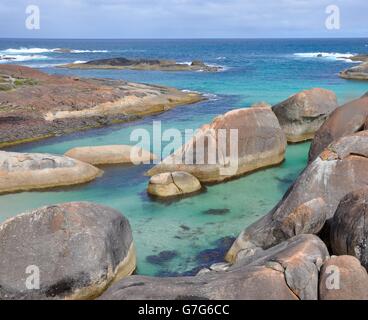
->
309;95;368;162
319;256;368;300
272;88;338;143
147;106;287;183
0;64;202;147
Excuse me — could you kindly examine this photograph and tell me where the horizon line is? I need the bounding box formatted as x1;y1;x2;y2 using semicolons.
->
0;36;368;41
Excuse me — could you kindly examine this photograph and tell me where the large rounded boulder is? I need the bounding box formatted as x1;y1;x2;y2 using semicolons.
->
147;171;202;198
330;188;368;269
0;202;136;300
147;106;287;183
226;131;368;263
319;255;368;300
99;234;328;300
272;88;338;143
65;145;155;166
309;95;368;162
0;151;101;194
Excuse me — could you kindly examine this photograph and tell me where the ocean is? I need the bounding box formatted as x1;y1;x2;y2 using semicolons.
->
0;38;367;276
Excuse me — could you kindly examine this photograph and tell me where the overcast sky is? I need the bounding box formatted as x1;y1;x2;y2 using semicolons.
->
0;0;367;38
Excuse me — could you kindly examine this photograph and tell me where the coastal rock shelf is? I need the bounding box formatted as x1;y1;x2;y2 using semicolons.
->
65;145;156;166
0;202;136;300
0;64;202;147
147;106;287;183
272;88;338;143
0;150;101;194
60;58;221;72
99;234;329;300
340;55;368;80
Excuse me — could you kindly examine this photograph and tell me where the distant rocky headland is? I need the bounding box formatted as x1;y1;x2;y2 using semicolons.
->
0;64;202;147
59;58;222;72
340;54;368;80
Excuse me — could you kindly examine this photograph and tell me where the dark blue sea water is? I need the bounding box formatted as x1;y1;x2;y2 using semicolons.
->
0;38;367;276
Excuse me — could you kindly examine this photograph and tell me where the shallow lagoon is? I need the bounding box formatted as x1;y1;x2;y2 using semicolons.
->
0;38;367;275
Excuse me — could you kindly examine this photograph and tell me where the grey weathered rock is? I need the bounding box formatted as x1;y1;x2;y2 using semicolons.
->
99;234;328;300
226;131;368;263
309;95;368;162
147;171;202;198
272;88;338;143
319;256;368;300
147;106;287;183
0;151;101;194
330;188;368;269
0;202;136;300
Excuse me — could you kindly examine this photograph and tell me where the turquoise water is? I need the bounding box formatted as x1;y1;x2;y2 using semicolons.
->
0;39;367;275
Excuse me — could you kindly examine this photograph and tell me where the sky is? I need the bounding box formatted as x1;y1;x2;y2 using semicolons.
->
0;0;367;39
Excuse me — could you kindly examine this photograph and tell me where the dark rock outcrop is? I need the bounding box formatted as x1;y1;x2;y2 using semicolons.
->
0;202;136;300
309;95;368;162
319;256;368;300
99;234;328;300
60;58;221;72
272;88;338;143
226;131;368;263
147;106;287;183
330;188;368;269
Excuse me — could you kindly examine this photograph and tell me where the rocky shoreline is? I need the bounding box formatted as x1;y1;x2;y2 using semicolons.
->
340;54;368;80
1;62;368;299
59;58;221;72
0;65;203;147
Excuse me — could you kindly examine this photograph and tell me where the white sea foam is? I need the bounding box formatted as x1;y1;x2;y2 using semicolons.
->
293;52;358;62
71;49;108;53
72;60;87;64
2;47;108;54
0;54;48;63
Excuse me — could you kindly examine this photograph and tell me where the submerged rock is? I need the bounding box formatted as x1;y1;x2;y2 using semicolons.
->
0;150;101;194
319;256;368;300
147;171;202;198
65;145;155;166
147;106;287;183
309;95;368;162
99;234;328;300
0;202;136;300
146;251;178;265
272;88;338;143
330;188;368;269
202;208;230;215
226;131;368;263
